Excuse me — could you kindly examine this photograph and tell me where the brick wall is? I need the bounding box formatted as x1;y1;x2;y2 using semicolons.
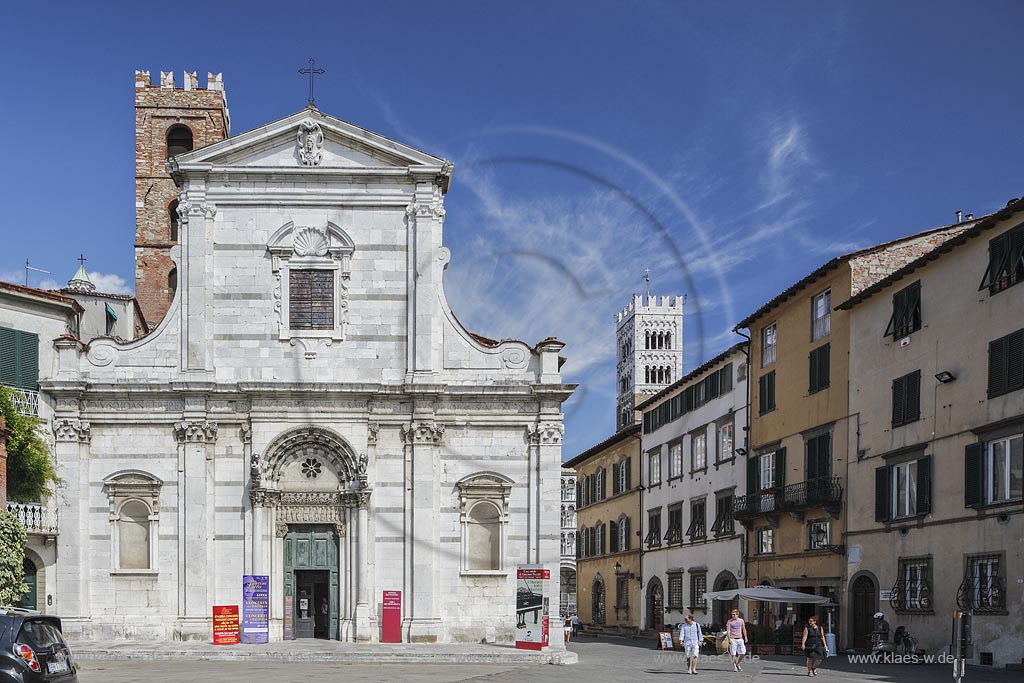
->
134;71;229;326
849;224;972;296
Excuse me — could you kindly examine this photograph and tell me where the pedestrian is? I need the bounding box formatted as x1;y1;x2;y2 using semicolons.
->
563;614;572;643
726;609;748;672
801;615;828;676
572;612;580;637
679;613;703;675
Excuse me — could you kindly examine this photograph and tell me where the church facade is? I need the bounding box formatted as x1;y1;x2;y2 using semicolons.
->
43;71;572;643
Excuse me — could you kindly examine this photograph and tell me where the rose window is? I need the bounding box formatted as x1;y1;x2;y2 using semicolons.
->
301;458;323;478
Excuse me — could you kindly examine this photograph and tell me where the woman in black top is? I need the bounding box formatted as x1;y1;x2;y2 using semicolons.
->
801;615;828;676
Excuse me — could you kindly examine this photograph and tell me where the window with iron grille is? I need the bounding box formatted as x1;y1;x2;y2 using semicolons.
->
979;223;1024;295
686;499;706;539
811;290;831;341
689;572;707;610
711;492;734;535
988;329;1024;399
761;322;777;368
809;343;830;394
892;370;922;427
961;554;1005;613
885;281;922;338
664;504;683;544
893;557;932;613
668;573;684;609
758;370;776;414
616;575;630;609
645;509;662;548
289;269;334;330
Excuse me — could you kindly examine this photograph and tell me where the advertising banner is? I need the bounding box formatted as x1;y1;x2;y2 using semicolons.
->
241;575;270;644
212;605;240;645
382;590;402;643
283;595;294;640
515;565;550;650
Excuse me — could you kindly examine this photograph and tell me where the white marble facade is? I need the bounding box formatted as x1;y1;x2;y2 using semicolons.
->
43;108;572;643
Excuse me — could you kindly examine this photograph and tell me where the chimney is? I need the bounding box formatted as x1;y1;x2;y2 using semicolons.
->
0;415;8;509
956;210;963;223
966;213;974;220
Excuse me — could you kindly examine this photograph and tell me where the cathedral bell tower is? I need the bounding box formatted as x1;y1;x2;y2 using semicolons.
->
134;70;230;327
614;294;684;430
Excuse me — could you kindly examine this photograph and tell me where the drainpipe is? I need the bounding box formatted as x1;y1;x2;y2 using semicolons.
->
735;331;752;589
631;429;643;632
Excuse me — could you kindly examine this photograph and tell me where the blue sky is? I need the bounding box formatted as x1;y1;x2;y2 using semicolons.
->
2;1;1023;457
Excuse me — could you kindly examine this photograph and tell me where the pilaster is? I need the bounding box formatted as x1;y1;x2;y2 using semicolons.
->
52;414;91;619
174;417;217;638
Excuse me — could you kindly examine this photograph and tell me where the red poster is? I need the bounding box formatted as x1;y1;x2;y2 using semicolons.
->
212;605;240;645
382;590;402;643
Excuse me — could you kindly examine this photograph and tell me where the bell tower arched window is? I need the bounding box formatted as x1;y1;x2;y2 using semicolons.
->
166;125;193;158
169;200;179;242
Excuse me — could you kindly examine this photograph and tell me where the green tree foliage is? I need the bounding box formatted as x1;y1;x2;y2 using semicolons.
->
0;510;27;604
0;386;61;502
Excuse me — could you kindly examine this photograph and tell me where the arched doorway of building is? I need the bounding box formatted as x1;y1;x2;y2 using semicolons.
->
850;573;878;650
18;558;37;610
713;571;738;629
592;575;606;625
646;577;664;631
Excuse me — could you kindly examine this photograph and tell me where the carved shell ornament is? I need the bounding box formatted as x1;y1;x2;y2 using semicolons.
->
293;226;330;257
297;119;324;166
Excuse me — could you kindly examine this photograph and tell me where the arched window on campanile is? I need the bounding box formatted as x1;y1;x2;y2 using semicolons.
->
166;125;193;158
168;268;177;304
169;200;179;242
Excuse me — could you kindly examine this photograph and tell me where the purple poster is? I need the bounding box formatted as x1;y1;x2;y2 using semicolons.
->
241;575;269;644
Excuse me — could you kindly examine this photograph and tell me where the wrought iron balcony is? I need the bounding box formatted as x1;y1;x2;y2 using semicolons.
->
7;502;58;536
733;490;783;520
2;386;39;417
956;576;1004;613
782;476;843;510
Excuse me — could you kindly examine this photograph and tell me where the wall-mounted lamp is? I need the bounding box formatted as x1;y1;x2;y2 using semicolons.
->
614;562;622;575
935;371;956;384
735;447;748;457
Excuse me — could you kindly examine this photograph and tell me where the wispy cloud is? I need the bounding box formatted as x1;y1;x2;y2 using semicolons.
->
0;270;132;295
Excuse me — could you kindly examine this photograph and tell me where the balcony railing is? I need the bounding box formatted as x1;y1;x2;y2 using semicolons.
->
7;502;58;535
2;386;39;417
733;477;843;520
783;476;843;509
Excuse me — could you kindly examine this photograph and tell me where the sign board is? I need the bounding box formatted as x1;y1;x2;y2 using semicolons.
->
879;589;892;602
659;631;675;650
283;595;294;640
515;565;550;650
241;575;269;644
212;605;240;645
382;590;402;643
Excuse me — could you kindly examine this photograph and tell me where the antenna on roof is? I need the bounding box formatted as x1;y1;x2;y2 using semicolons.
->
24;259;50;287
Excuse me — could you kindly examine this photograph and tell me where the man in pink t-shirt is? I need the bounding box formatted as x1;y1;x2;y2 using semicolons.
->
726;609;749;671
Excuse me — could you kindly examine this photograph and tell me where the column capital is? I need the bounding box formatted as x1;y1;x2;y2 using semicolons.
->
401;420;445;445
53;418;90;443
174;419;218;444
527;421;564;446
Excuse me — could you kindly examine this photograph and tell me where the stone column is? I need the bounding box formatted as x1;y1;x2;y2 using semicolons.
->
401;419;444;642
174;419;217;639
354;490;372;641
52;414;91;623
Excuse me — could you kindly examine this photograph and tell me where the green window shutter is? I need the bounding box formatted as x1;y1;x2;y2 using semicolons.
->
609;521;619;553
1008;329;1024;393
906;371;921;422
875;466;890;522
0;327;17;387
746;454;758;495
989;335;1009;398
623;517;630;551
625;457;632;490
18;330;39;390
916;456;931;515
774;447;786;488
892;375;906;427
964;442;985;508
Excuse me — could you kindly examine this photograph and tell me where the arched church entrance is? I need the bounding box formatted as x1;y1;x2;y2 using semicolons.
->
250;426;371;641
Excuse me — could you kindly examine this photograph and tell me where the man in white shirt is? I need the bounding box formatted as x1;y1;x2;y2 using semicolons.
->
679;613;704;675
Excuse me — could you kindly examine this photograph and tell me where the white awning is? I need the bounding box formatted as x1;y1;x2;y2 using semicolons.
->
703;585;831;604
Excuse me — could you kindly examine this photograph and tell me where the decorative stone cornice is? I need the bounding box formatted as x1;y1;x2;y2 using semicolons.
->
249;488;370;511
527;421;564;446
401;420;445;445
53;418;90;443
174;420;218;443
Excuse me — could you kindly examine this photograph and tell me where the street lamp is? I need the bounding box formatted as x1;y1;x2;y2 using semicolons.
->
614;562;622;575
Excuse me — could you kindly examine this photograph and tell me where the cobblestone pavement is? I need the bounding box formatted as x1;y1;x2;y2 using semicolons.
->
77;636;1021;683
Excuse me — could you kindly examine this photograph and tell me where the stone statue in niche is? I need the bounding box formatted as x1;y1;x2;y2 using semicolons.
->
297;119;324;166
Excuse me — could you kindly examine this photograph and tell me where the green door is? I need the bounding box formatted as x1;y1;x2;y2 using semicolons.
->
19;558;37;610
284;525;339;639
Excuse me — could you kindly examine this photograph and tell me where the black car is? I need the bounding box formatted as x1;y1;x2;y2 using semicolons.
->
0;608;78;683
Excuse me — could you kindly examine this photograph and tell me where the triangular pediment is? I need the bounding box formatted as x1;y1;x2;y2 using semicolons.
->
171;108;450;175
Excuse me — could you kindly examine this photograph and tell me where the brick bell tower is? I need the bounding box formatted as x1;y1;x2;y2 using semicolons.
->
134;70;230;327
